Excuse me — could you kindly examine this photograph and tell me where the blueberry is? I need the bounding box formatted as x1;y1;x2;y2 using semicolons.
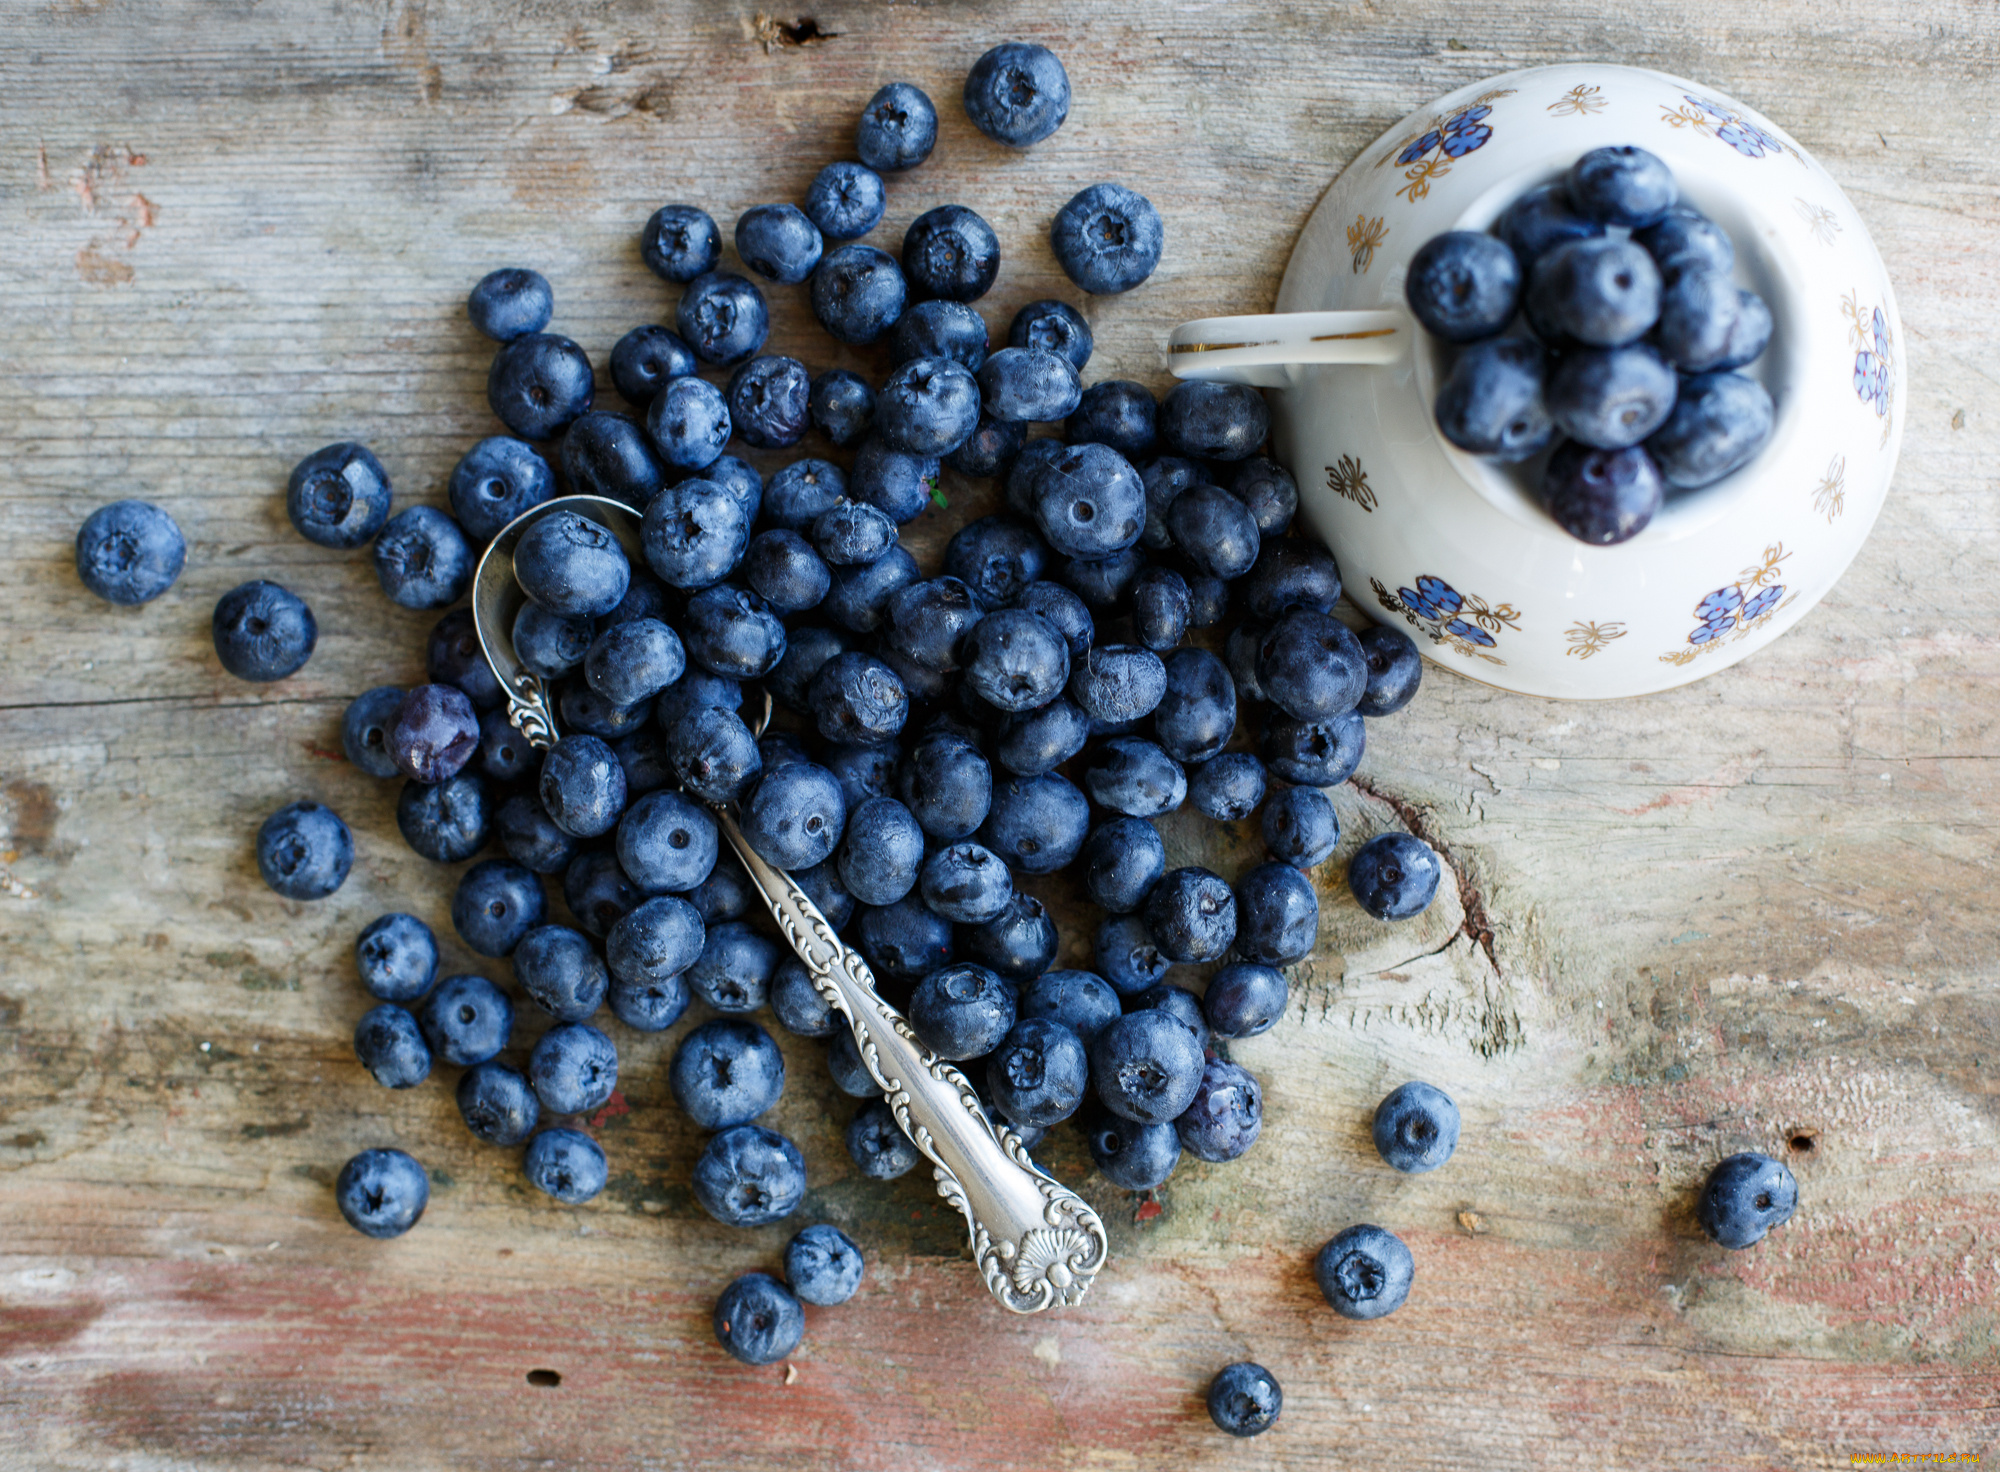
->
941;415;1026;484
397;772;492;863
1017;579;1094;653
1060;381;1154;463
539;734;626;838
889;299;989;373
841;443;931;529
1081;816;1166;914
509;604;590;679
1176;1057;1263;1163
386;684;476;785
943;517;1047;611
256;800;351;900
666;703;761;805
1645;371;1774;489
683;584;787;679
1651;266;1740;371
826;737;899;809
801;655;899;750
1348;832;1442;921
1082;739;1184;818
642;476;752;590
1061;548;1147;614
959;891;1059;983
980;773;1088;875
335;1148;429;1238
511;510;625;618
487;332;594;440
1207;1362;1282;1437
1134;454;1198;549
563;848;639;938
687;920;782;1013
339;686;405;780
1144;866;1236;963
417;972;514;1065
963;41;1070;145
1542;440;1664;544
694;1124;807;1227
837;1100;914;1181
810;243;907;346
978;347;1082;424
355;913;439;1003
897;204;999;304
985;1016;1087;1126
1264;709;1366;786
452;858;547;958
641;204;721;284
1495;182;1604;271
457;1062;540;1146
606;892;704;986
1547;344;1677;450
352;1003;430;1089
724;356;810;452
1355;625;1422;716
1567;145;1676;228
1634;205;1735;278
669;1017;784;1130
884;577;982;675
856;81;937;171
1160;381;1269;461
581;618;684;709
1526;237;1661;348
812;502;897;568
1698;1151;1799;1249
908;962;1015;1059
213;580;316;681
955;609;1065;714
742;762;844;870
1406;230;1523;342
427;607;503;713
771;957;840;1039
1262;784;1339;868
467;267;552;342
856;895;955;985
686;851;753;925
1373;1080;1461;1173
919;842;1014;925
644;376;731;473
769;626;850;714
1188;752;1266;822
557;678;648;740
609;959;691;1031
1051;183;1164;294
1093;913;1171;995
1234;861;1319;965
608;323;697;409
994;697;1091;777
1091;1009;1204;1124
611;726;674;796
554;413;662;510
1069;645;1168;726
1231;458;1298;536
73;497;186;607
731;203;822;286
512;924;608;1022
803;161;886;243
1257;609;1367;722
1015;970;1116;1046
614;790;716;896
1167;484;1261;581
1150;650;1234;765
1137;981;1211;1055
676;271;770;368
714;1272;805;1365
1240;537;1341;621
286;442;392;550
1433;336;1556;462
524;1128;608;1204
999;305;1088;378
528;1022;618;1116
1712;290;1773;372
808;369;875;450
876;356;982;457
1203;962;1287;1039
786;1224;865;1306
1316;1223;1414;1319
1084;1106;1180;1190
999;437;1065;520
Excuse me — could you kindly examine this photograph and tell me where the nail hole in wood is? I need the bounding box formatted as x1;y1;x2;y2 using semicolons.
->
526;1369;562;1387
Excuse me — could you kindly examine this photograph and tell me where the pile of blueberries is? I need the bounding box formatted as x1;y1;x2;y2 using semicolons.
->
1412;144;1775;545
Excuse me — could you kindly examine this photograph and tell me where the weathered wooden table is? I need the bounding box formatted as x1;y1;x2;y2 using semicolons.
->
3;2;1996;1467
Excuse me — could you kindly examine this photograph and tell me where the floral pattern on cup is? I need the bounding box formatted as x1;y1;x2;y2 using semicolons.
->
1346;214;1387;274
1814;454;1846;523
1548;84;1606;117
1844;290;1895;446
1565;621;1627;660
1659;544;1798;666
1661;94;1799;162
1375;89;1517;202
1324;454;1376;511
1374;574;1519;666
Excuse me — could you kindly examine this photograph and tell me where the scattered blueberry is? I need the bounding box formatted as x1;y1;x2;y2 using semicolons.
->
1159;380;1268;461
1373;1080;1461;1173
524;1127;608;1204
560;411;668;509
563;847;639;938
1316;1223;1414;1320
539;733;627;838
1144;866;1236;963
735;203;823;285
1090;1008;1205;1124
641;204;721;283
856;81;937;172
1347;832;1442;921
467;267;553;342
1495;182;1603;271
646;375;732;471
397;772;491;863
676;271;770;368
671;1018;786;1130
959;891;1060;982
608;323;697;409
687;920;783;1013
1203;962;1287;1039
641;475;752;590
416;972;513;1066
1355;625;1422;717
1433;337;1555;461
979;347;1082;423
979;773;1088;875
945;516;1050;608
847;1098;920;1179
904;204;1001;303
1155;648;1237;764
512;924;608;1022
388;684;478;785
616;789;718;895
1051;183;1164;294
805;160;887;241
741;762;844;870
964;41;1070;145
457;1062;540;1146
341;687;406;779
353;1004;431;1089
1231;457;1298;536
1547;344;1678;450
875;356;982;457
256;800;351;900
355;913;439;1003
1262;785;1339;868
1697;1151;1799;1249
452;858;547;957
918;842;1014;925
1526;237;1661;349
693;1124;807;1228
713;1272;805;1365
1233;861;1319;965
487;332;595;440
1187;751;1266;822
213;579;316;681
1207;1362;1282;1438
785;1223;865;1306
528;1022;618;1116
728;355;812;450
1084;1106;1180;1190
1084;738;1186;818
335;1148;429;1238
810;243;907;346
76;499;187;605
1167;483;1260;581
1130;566;1190;652
1067;379;1157;460
286;443;392;550
1093;912;1171;995
1567;145;1676;228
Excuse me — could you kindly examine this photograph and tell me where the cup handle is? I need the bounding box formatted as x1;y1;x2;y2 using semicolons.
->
1166;309;1408;387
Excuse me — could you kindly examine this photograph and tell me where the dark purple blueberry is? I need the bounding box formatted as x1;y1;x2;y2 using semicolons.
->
809;368;875;447
1263;709;1365;786
528;1021;618;1115
1257;609;1367;722
875;355;982;457
978;347;1082;423
335;1149;429;1239
427;607;503;711
1008;299;1092;370
641;477;751;589
958;891;1059;983
847;1099;919;1179
646;375;731;471
885;576;983;674
1168;483;1260;580
1231;456;1298;536
1203;962;1287;1039
1051;182;1164;295
1405;230;1522;342
1433;336;1555;461
1347;832;1441;921
812;501;898;567
1207;1362;1282;1438
890;299;989;371
1373;1080;1460;1173
467;267;552;342
810;243;907;345
1084;1106;1180;1190
1356;624;1422;716
670;1018;785;1130
1093;913;1171;995
903;203;1000;302
1645;371;1775;489
354;1003;431;1088
1144;866;1236;963
1240;538;1342;621
1159;381;1269;461
734;203;823;285
1080;816;1165;915
1567;145;1676;228
856;895;955;986
945;414;1027;479
514;508;630;617
693;1125;806;1228
1262;784;1339;868
908;959;1016;1061
75;498;185;605
785;1224;864;1306
286;442;391;550
1634;205;1734;278
1176;1057;1262;1162
919;841;1013;925
1526;237;1661;348
727;355;812;449
687;920;783;1013
741;762;844;870
1542;440;1664;544
1068;644;1167;724
608;323;696;408
1188;751;1266;822
805;161;886;241
675;270;770;368
512;924;608;1021
562;848;637;938
1066;379;1157;459
1547;344;1677;450
390;683;479;784
1495;182;1603;272
397;773;491;863
810;651;909;745
856;81;937;171
457;1062;540;1145
356;913;438;1003
342;687;405;779
1090;1009;1204;1124
417;973;513;1065
214;580;316;681
1130;566;1189;652
1316;1224;1413;1319
641;204;721;284
525;1128;607;1204
1153;648;1236;764
487;332;594;441
1698;1151;1799;1249
1234;860;1319;965
964;41;1070;146
256;800;351;899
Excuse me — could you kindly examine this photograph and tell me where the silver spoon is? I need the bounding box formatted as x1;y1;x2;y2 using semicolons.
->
472;494;1107;1313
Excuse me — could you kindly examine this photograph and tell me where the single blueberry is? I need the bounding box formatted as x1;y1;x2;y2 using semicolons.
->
1231;456;1298;537
641;204;721;284
1017;579;1093;657
1433;336;1555;462
676;271;770;368
670;1018;785;1130
1261;784;1339;868
1006;436;1071;517
978;347;1082;423
1234;861;1320;965
1203;962;1288;1039
1542;440;1664;544
847;1099;919;1179
919;843;1014;926
335;1148;429;1238
1316;1223;1414;1319
1207;1362;1282;1438
524;1128;608;1204
682;583;787;679
389;683;479;785
1652;265;1741;371
884;577;982;675
1348;832;1442;921
1698;1151;1799;1249
785;1224;865;1306
1712;290;1773;372
1176;1057;1263;1163
1084;1106;1181;1190
1085;738;1186;817
735;203;823;285
979;773;1088;875
513;605;591;686
583;618;684;709
1091;1009;1205;1124
353;1004;431;1089
641;476;752;590
397;772;491;863
606;893;704;988
256;800;351;899
1067;379;1157;460
687;920;783;1013
812;501;898;567
713;1273;805;1365
693;1124;807;1228
539;734;626;838
686;851;753;925
909;961;1016;1059
1373;1080;1461;1173
959;891;1059;983
75;498;187;605
1153;648;1236;764
1256;609;1367;722
356;913;439;1003
809;651;908;745
1495;182;1604;272
467;267;553;342
1137;981;1210;1055
1356;624;1422;717
1634;205;1735;278
646;375;732;471
727;355;812;450
1018;969;1119;1047
761;457;849;532
417;972;514;1066
964;42;1070;145
856;895;955;985
1405;230;1523;342
615;790;717;896
498;795;577;875
1159;380;1269;461
1051;183;1164;294
286;443;392;550
608;323;697;409
1093;912;1172;996
995;697;1091;777
856;81;937;172
1263;709;1366;786
875;356;982;457
452;858;547;957
512;924;608;1022
560;411;667;509
1145;866;1237;963
213;580;317;681
962;608;1070;713
487;332;595;440
457;1062;540;1146
809;368;875;448
612;726;675;797
903;204;1001;303
1548;344;1678;449
1168;483;1261;581
805;160;887;241
1567;145;1677;228
1241;537;1340;623
1188;752;1266;822
987;1016;1088;1126
825;739;899;813
771;957;840;1039
1081;816;1166;914
512;508;627;617
1526;237;1662;349
557;677;648;740
1008;299;1092;371
810;243;907;345
563;848;638;938
1068;644;1167;724
1645;371;1775;489
528;1022;618;1116
666;702;761;804
342;687;407;779
890;299;989;372
768;624;848;710
741;761;845;869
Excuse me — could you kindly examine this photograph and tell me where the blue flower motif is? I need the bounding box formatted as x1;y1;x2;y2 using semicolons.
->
1741;586;1784;622
1695;585;1743;623
1414;575;1462;616
1398;586;1439;622
1440;124;1492;158
1441;105;1491;135
1398;130;1442;166
1445;619;1496;647
1687;95;1781;158
1853;350;1876;400
1871;307;1888;358
1688;622;1726;645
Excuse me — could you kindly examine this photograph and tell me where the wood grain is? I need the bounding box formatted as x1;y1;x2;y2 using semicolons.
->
3;0;1998;1467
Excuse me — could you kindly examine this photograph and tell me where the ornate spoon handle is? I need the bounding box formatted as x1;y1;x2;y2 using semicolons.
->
714;806;1107;1313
